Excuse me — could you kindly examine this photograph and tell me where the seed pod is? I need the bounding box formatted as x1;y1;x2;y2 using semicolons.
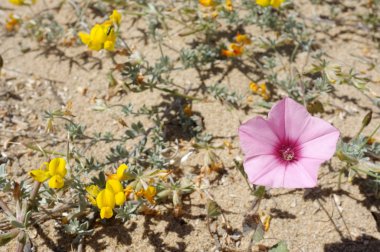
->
362;111;372;127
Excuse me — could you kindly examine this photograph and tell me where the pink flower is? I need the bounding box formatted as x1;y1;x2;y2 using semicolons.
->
238;97;339;188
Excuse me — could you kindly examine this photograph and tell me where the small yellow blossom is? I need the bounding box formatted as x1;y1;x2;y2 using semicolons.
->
249;82;270;100
96;189;115;219
108;164;129;181
183;104;193;117
106;179;126;206
143;185;157;204
109;10;122;26
367;137;377;145
86;185;100;206
9;0;36;5
78;10;121;51
124;185;134;199
9;0;24;5
5;14;20;32
29;158;67;189
225;0;233;11
235;33;251;45
199;0;217;7
221;43;244;57
256;0;284;8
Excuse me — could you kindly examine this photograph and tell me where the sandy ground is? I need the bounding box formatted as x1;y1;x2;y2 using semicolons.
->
1;0;380;251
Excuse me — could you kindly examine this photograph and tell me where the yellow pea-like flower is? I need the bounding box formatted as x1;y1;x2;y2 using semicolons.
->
199;0;216;7
270;0;284;8
235;34;251;45
29;158;67;189
48;175;64;189
106;179;126;206
109;10;121;26
225;0;233;11
116;164;128;180
96;189;116;219
108;164;130;181
221;43;244;57
100;207;113;219
9;0;36;5
29;169;50;183
48;158;67;178
256;0;284;8
78;10;121;52
9;0;25;5
143;185;157;204
86;185;100;206
115;192;126;206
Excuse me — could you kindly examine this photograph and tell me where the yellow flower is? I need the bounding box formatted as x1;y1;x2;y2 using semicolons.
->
78;10;120;51
108;164;129;181
235;33;251;45
256;0;284;8
225;0;233;11
221;43;244;57
86;185;100;206
106;179;126;206
249;82;270;100
124;185;134;199
96;189;115;219
143;185;157;204
29;158;67;189
109;10;121;26
183;104;193;117
199;0;217;7
9;0;24;5
9;0;36;5
5;14;20;32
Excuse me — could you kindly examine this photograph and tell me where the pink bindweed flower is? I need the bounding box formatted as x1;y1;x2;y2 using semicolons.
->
238;97;339;188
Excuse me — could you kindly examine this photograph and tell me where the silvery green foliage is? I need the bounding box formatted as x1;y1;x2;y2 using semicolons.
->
64;219;93;244
114;202;140;222
338;137;367;161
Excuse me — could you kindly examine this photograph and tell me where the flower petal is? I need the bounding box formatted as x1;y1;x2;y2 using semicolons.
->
268;97;312;142
86;185;100;197
96;189;116;209
256;0;271;7
78;32;90;45
239;117;279;158
48;158;67;177
48;175;64;189
296;125;340;160
100;207;113;219
243;154;285;187
110;10;121;26
29;170;50;183
106;179;123;193
116;164;128;180
283;161;318;188
115;191;126;206
104;41;115;51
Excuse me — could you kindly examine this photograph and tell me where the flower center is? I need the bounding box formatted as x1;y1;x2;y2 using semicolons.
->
279;146;296;162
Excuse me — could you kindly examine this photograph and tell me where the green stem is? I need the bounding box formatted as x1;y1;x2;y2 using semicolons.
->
24;144;66;156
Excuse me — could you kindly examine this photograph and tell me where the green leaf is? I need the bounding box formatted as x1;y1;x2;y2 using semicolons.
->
251;223;265;243
0;230;19;246
269;241;289;252
11;220;25;229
